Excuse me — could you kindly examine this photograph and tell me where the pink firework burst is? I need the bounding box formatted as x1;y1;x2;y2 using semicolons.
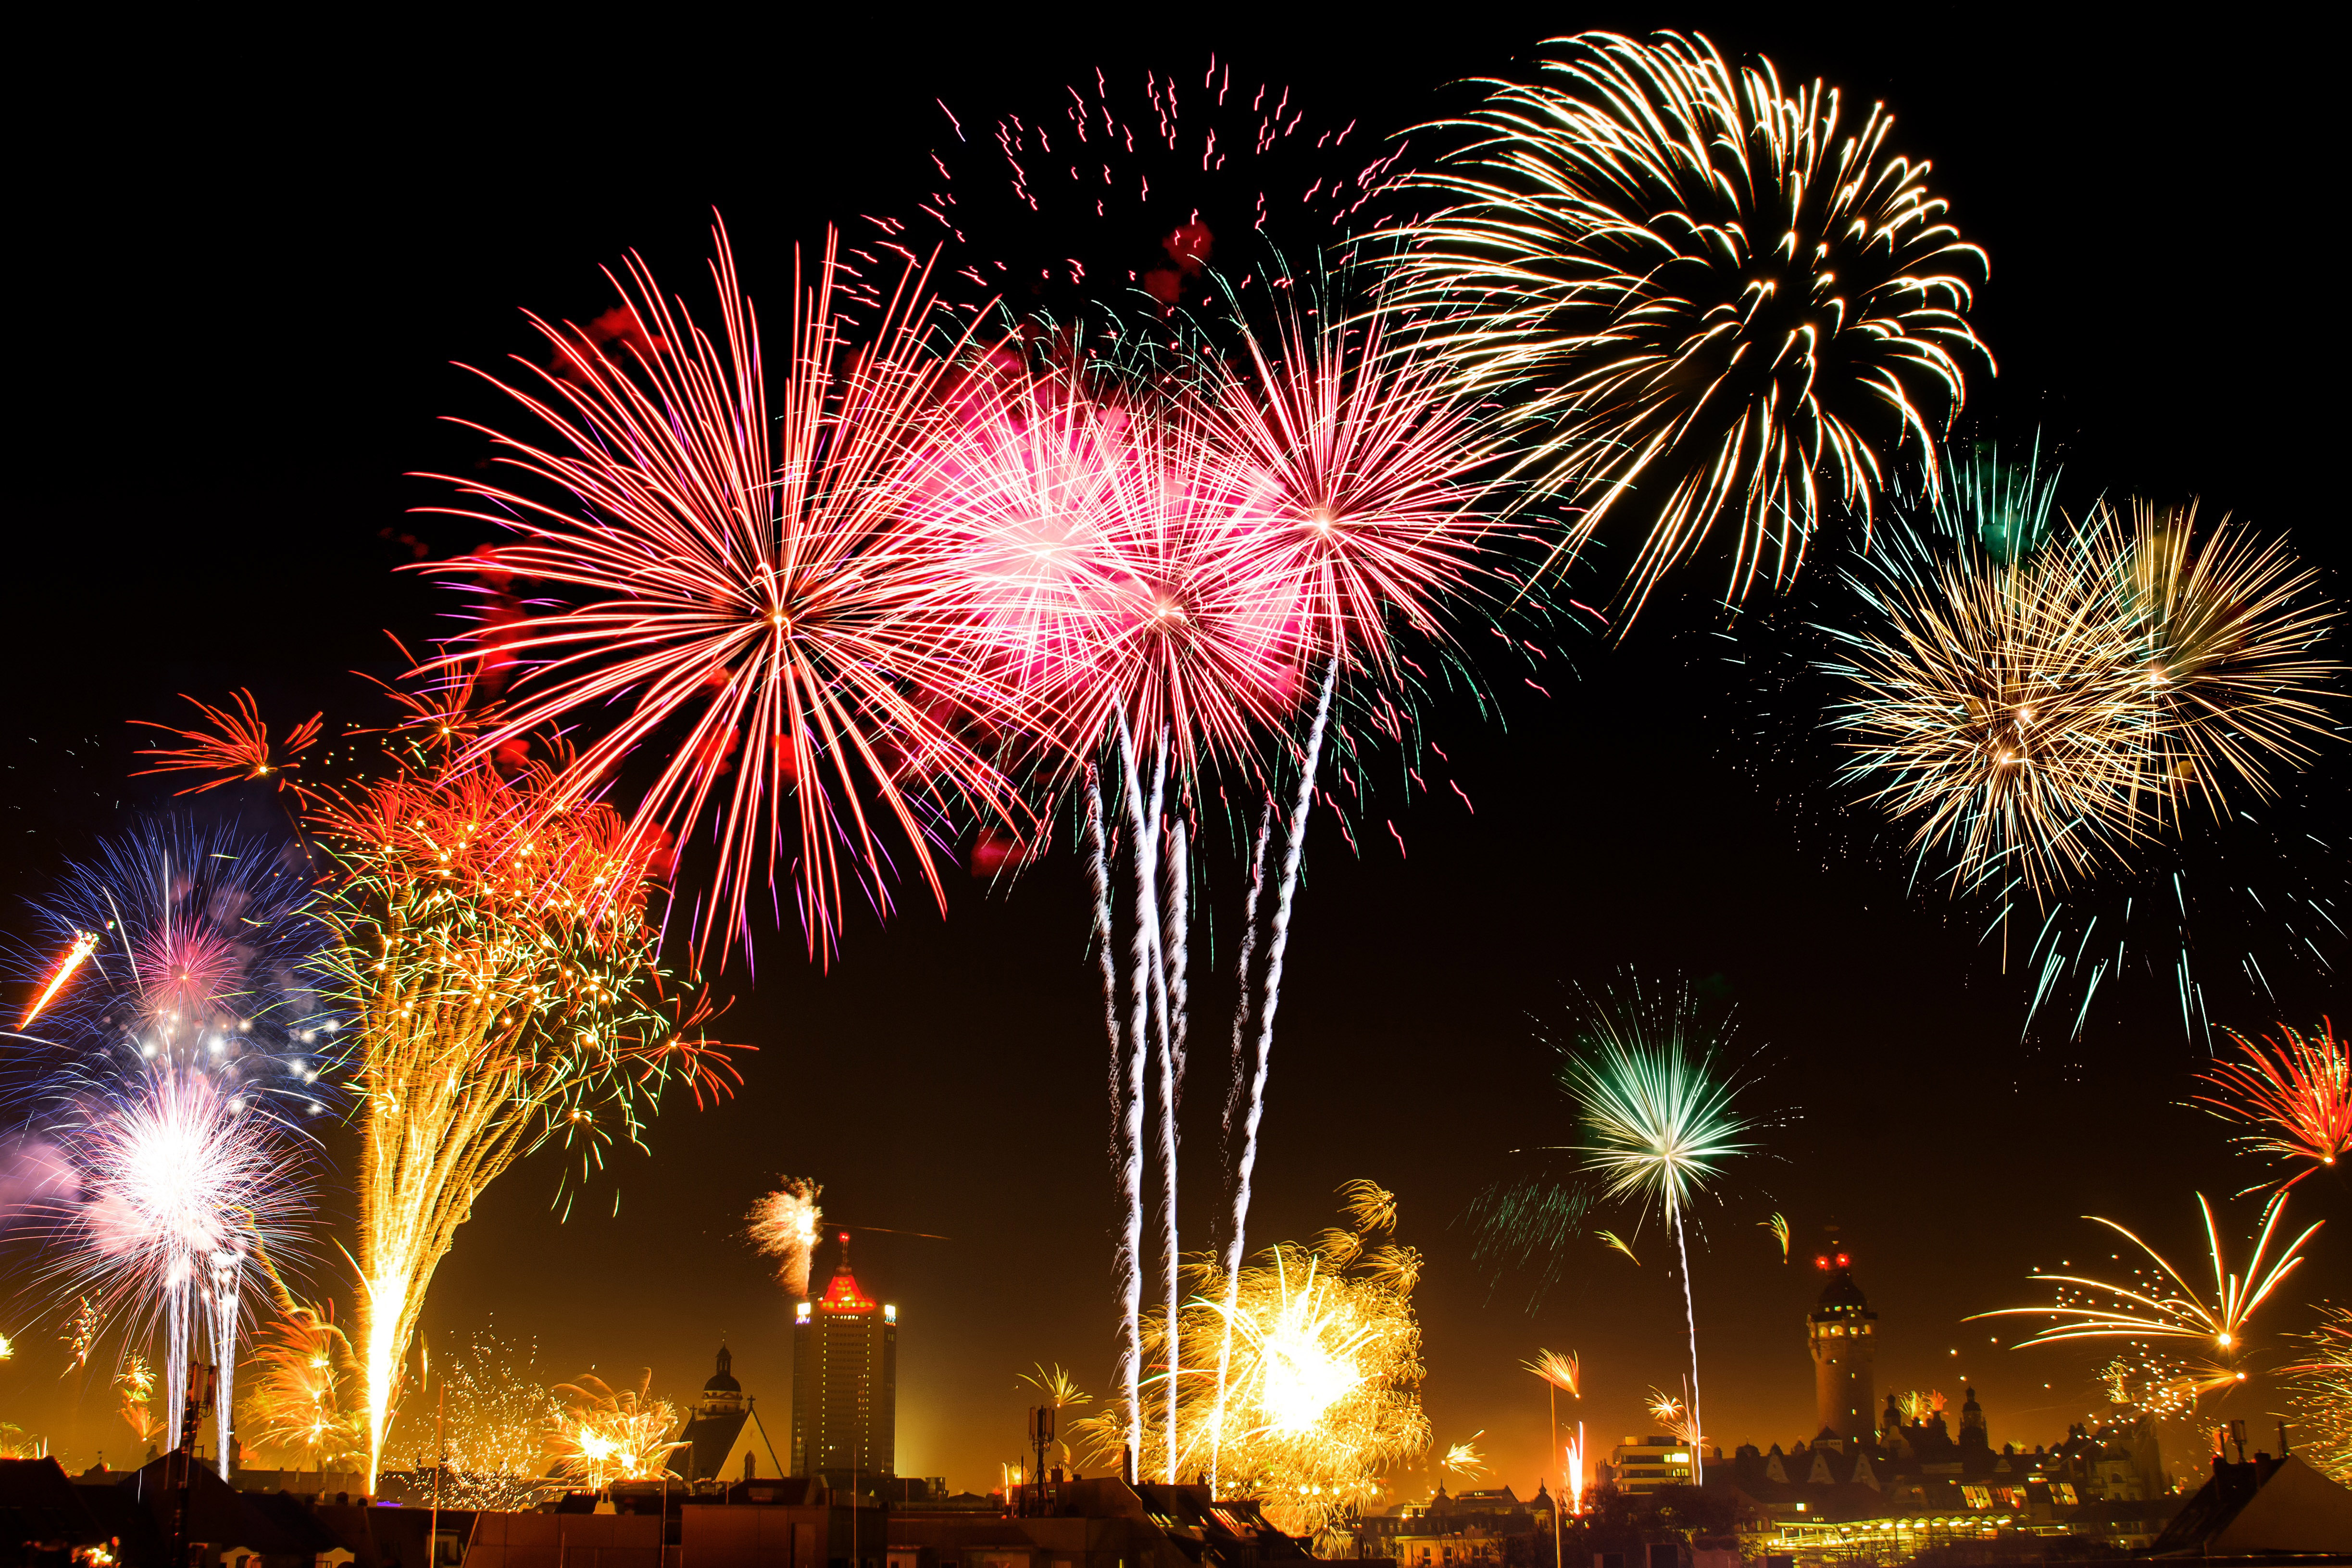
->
419;222;1031;964
45;1067;311;1456
906;349;1307;774
2195;1019;2351;1192
1191;282;1501;678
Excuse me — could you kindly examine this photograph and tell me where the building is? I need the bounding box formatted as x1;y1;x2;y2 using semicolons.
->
676;1344;788;1486
1606;1438;1695;1496
792;1233;898;1497
1805;1247;1876;1443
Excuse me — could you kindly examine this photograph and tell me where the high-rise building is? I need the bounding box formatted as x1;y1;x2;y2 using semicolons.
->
1807;1247;1877;1443
791;1232;897;1492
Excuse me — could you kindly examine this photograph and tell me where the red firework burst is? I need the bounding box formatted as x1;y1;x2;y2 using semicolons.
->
417;222;1029;963
133;690;323;793
2194;1019;2351;1191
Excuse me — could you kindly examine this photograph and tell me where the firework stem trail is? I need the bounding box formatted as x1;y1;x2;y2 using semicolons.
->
1084;762;1123;1181
1209;789;1273;1495
1212;653;1339;1488
1110;715;1158;1473
1224;793;1275;1144
1162;814;1190;1479
1675;1218;1703;1487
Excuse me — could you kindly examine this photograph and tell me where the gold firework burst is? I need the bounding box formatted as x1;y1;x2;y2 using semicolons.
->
1387;30;1988;615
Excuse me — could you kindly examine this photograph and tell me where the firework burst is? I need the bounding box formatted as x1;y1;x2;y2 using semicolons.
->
310;746;738;1482
1820;472;2341;1033
41;1066;313;1474
240;1298;363;1467
749;1177;825;1298
420;221;1030;963
1762;1212;1790;1262
1824;473;2339;895
906;58;1406;320
2280;1305;2351;1484
2194;1019;2350;1192
1525;1348;1579;1398
1542;979;1759;1486
11;817;333;1119
1971;1192;2320;1363
1078;1184;1427;1539
1389;30;1988;615
547;1370;688;1490
132;690;322;795
1644;1389;1702;1449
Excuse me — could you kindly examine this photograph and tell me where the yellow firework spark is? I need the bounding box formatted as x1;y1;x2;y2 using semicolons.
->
1598;1231;1639;1267
546;1370;688;1490
1441;1432;1486;1480
61;1296;99;1375
239;1301;364;1466
1644;1389;1702;1448
2280;1305;2352;1485
1078;1188;1428;1538
380;1327;553;1507
314;748;739;1483
117;1357;165;1448
1892;1389;1946;1425
2094;1351;2242;1422
1971;1192;2320;1360
1017;1361;1092;1469
1337;1179;1400;1236
1762;1213;1789;1262
1826;489;2339;902
748;1178;825;1298
1525;1349;1580;1398
1387;30;1987;616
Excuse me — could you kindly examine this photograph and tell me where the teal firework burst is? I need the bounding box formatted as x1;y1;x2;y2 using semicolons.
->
1555;991;1760;1231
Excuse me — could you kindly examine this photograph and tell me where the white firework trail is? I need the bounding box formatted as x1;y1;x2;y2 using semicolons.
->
1211;652;1339;1491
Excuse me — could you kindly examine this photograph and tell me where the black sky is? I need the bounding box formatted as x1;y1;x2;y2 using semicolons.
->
6;7;2344;1494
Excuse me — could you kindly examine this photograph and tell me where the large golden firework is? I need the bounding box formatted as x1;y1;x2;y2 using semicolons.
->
1078;1185;1427;1538
1826;493;2339;901
238;1300;365;1467
311;745;738;1482
1387;30;1988;615
1971;1192;2320;1362
546;1370;688;1490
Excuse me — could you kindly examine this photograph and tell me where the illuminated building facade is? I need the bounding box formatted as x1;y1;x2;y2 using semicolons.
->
1607;1435;1695;1495
1807;1249;1877;1443
790;1233;897;1493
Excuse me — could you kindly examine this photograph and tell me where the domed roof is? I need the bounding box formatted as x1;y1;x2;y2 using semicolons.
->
705;1344;741;1392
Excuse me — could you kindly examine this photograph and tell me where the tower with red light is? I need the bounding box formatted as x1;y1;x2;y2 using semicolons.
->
1807;1246;1877;1443
790;1231;898;1493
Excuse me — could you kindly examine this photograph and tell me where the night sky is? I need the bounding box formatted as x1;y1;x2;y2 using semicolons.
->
7;8;2343;1498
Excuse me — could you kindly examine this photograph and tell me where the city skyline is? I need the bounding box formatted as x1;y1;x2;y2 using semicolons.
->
2;5;2341;1523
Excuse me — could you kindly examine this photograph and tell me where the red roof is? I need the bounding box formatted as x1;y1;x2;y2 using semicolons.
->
819;1233;875;1313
